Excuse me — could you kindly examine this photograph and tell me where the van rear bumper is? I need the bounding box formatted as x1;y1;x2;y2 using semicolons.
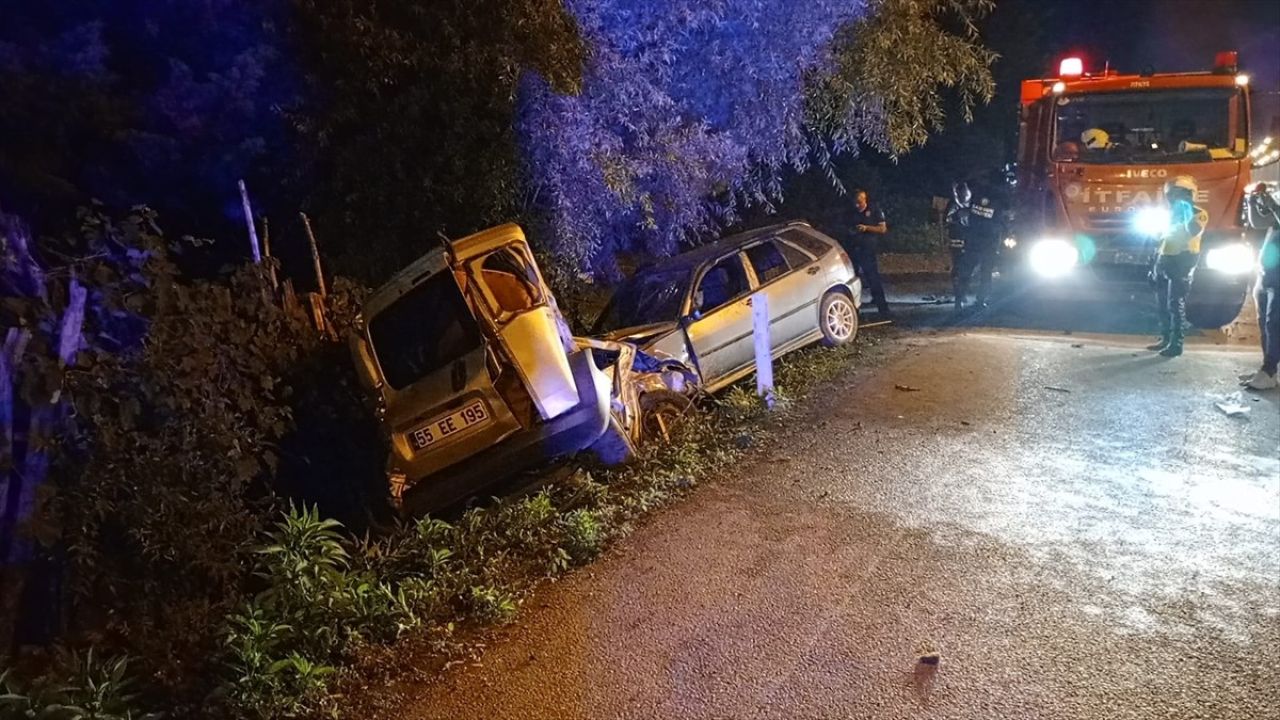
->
394;350;612;516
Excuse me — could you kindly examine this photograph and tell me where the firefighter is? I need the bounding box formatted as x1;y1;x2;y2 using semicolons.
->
1147;175;1207;358
848;189;891;318
945;181;972;311
1241;182;1280;390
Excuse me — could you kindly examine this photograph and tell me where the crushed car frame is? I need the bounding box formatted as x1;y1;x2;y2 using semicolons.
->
349;224;694;515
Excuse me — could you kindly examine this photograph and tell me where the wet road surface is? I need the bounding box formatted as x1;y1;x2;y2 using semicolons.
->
381;327;1279;720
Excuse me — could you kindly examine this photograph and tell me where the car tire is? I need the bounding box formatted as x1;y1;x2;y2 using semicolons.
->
819;291;859;347
639;389;693;444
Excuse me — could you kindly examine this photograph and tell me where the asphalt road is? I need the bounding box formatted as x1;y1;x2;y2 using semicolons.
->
379;313;1279;720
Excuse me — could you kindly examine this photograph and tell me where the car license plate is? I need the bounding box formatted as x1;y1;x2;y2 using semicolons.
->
408;400;490;451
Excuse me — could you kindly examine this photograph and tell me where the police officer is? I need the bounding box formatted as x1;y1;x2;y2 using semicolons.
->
963;184;1002;309
945;181;973;311
848;189;890;318
1147;175;1207;358
1241;182;1280;389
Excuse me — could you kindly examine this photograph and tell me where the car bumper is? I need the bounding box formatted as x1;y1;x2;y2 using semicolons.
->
392;350;613;515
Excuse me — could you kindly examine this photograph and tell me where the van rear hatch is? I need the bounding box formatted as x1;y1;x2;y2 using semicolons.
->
368;270;483;394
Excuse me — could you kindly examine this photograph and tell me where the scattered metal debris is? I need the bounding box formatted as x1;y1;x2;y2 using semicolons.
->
1215;392;1252;417
894;384;921;392
1044;385;1072;393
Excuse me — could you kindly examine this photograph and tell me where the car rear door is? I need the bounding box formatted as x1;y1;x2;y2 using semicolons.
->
743;238;819;350
683;252;755;386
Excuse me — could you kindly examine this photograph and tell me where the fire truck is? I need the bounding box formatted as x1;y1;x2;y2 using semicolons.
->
1010;52;1257;327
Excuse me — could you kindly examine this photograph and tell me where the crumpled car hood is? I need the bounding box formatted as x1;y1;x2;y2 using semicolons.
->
600;321;680;347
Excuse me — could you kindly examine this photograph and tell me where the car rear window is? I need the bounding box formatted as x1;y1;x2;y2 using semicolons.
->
745;241;789;283
369;272;483;390
780;228;832;257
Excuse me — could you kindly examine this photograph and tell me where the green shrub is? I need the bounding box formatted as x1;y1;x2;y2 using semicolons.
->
561;509;602;561
0;650;160;720
467;586;517;625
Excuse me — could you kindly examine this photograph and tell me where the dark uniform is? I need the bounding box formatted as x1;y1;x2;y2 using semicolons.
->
1245;184;1280;383
944;183;973;309
1148;183;1206;358
946;183;1001;309
848;202;890;316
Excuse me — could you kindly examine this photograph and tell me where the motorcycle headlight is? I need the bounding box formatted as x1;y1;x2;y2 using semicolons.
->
1204;243;1255;274
1029;239;1079;278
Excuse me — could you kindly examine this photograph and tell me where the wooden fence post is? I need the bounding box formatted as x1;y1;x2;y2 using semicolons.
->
299;212;326;298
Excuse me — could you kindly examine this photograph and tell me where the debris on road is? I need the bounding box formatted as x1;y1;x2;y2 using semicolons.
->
918;652;941;666
1044;385;1072;393
1215;392;1252;417
894;384;922;392
1071;343;1085;348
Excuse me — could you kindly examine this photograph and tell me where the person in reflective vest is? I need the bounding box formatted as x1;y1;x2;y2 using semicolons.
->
1147;175;1207;358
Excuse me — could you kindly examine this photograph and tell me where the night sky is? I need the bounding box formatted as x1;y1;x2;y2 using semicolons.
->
1028;0;1279;102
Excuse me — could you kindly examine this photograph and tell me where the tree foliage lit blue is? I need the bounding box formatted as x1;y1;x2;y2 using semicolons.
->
519;0;869;276
0;0;297;233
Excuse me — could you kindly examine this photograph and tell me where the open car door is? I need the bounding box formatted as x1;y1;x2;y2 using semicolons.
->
449;225;581;421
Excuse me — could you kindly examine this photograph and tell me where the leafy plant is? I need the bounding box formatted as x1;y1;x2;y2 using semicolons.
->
561;509;602;562
0;651;161;720
467;586;518;625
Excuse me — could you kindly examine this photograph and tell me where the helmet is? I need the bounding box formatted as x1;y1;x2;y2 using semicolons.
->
1081;128;1110;150
1164;175;1197;196
953;181;971;204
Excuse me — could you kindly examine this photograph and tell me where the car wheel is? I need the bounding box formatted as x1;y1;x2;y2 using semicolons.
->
639;389;693;444
819;291;859;346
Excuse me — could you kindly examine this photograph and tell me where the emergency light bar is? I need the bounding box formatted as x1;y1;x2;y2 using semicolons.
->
1059;57;1084;78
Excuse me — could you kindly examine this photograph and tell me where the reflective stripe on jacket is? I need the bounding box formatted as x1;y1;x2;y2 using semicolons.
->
1159;201;1207;256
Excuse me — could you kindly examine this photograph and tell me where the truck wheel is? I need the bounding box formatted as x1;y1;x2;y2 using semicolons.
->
1186;300;1246;329
819;291;859;347
640;389;693;444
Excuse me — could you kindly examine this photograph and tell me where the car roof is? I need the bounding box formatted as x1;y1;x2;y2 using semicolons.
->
638;220;818;274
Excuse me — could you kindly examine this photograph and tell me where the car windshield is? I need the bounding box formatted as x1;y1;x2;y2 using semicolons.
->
369;271;483;390
593;269;691;333
1053;88;1246;164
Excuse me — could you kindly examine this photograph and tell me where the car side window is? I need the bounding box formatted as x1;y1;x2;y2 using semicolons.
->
745;241;789;284
777;240;813;270
478;246;544;315
695;255;749;313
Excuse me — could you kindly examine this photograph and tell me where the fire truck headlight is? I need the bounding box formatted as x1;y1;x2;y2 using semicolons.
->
1204;243;1255;274
1133;207;1170;237
1029;239;1078;278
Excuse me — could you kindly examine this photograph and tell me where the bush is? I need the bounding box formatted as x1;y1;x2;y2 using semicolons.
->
0;650;159;720
561;509;602;561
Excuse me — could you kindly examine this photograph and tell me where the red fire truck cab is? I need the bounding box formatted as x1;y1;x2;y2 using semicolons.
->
1010;52;1257;327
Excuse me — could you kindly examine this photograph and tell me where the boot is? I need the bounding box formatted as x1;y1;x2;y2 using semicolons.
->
1146;330;1171;352
1159;328;1183;357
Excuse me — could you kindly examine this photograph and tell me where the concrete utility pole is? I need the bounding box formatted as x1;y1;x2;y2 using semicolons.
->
238;179;262;264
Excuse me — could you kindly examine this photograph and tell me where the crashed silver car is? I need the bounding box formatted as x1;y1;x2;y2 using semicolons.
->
594;221;862;392
349;224;691;514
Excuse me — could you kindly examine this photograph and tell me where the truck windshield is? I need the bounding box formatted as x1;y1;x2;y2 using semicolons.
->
1053;88;1245;164
369;271;484;390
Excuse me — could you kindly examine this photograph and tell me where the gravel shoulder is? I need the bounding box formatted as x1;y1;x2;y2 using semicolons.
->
367;331;1280;720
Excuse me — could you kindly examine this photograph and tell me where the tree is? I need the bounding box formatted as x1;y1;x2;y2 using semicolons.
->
289;0;585;281
518;0;996;277
0;1;298;245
